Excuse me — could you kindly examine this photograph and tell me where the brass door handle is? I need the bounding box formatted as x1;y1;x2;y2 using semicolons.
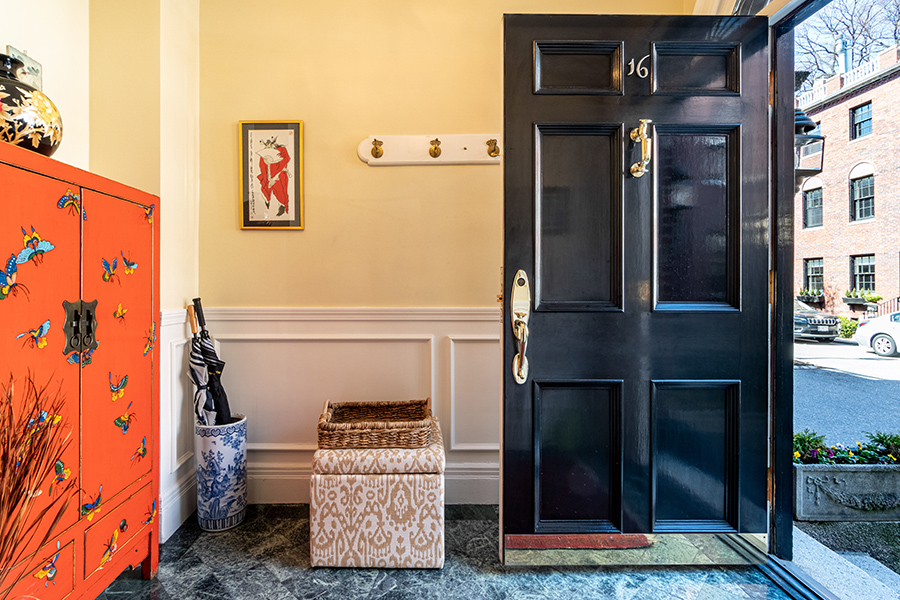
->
510;270;531;384
629;119;653;178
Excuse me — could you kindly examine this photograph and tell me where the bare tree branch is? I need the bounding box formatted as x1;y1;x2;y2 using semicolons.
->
795;0;896;89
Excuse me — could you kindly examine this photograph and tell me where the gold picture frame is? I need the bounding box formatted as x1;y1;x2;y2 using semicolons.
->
240;120;304;230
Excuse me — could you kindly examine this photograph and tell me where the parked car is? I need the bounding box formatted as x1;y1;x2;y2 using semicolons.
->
853;311;900;357
793;300;840;343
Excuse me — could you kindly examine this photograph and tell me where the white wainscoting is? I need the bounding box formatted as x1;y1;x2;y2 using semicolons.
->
158;307;501;541
158;309;196;542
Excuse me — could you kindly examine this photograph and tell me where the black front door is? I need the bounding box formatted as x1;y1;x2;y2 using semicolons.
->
502;15;769;543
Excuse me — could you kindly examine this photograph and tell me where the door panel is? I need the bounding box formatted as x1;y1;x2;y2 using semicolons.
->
652;43;740;95
535;381;621;531
0;164;81;559
655;126;739;309
536;124;623;310
81;190;154;504
651;380;738;530
503;14;769;549
534;42;624;95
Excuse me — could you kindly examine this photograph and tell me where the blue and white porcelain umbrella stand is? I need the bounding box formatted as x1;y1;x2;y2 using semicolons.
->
195;415;247;531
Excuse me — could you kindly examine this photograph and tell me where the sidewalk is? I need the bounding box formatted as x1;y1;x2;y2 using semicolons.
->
793;523;900;600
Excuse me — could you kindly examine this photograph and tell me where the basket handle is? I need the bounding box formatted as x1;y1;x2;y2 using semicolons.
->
322;399;331;416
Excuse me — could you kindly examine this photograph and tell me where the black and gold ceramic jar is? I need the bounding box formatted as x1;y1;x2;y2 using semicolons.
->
0;53;62;157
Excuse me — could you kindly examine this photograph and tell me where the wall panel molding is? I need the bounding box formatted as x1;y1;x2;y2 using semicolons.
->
247;460;500;504
449;335;502;451
204;306;502;322
169;337;194;471
159;308;195;541
157;306;501;536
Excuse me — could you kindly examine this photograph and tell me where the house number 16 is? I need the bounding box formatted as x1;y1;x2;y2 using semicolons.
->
627;54;651;78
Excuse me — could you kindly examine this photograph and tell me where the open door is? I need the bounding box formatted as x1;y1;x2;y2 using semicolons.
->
502;14;770;561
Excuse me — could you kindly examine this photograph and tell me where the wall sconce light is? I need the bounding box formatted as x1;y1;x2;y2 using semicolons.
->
794;108;825;181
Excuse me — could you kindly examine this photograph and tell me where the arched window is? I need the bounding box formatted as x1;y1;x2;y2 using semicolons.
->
849;163;875;221
801;177;823;229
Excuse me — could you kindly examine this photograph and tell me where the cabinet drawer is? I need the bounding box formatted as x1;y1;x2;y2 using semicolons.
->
84;482;155;580
6;539;75;600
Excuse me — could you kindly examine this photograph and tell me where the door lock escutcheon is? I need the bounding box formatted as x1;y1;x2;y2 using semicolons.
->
510;270;531;384
62;299;99;355
630;119;653;178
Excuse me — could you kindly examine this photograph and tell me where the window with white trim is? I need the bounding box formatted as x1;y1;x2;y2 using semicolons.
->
802;187;823;228
851;175;874;221
848;163;875;222
804;258;823;293
852;255;875;291
851;102;872;140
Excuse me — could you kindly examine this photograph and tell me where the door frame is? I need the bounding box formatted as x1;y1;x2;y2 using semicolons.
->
770;0;834;563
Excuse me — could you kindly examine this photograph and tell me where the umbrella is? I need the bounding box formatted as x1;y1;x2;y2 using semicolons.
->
187;306;214;426
192;298;233;425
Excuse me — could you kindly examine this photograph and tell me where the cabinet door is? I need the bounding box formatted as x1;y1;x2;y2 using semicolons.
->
0;162;81;564
81;189;154;505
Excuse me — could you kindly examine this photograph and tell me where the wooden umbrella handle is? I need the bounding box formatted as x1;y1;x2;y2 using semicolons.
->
187;305;199;335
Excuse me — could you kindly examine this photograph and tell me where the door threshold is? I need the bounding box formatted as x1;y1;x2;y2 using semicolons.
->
503;532;768;566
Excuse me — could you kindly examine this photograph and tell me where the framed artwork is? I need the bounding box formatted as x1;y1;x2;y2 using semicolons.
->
240;121;304;230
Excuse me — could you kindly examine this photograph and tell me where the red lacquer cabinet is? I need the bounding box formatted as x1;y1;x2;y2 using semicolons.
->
0;142;160;600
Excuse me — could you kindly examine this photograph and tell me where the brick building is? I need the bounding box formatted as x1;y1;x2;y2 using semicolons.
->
794;46;900;319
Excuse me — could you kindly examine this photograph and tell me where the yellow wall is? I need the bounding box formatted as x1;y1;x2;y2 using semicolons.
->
90;0;161;196
199;0;682;307
160;0;201;310
91;0;201;311
0;0;90;170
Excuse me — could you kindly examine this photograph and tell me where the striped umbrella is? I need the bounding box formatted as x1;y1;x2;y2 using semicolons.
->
192;298;232;425
187;306;214;426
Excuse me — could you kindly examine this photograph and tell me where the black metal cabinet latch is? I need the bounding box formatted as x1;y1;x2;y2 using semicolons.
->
62;299;99;355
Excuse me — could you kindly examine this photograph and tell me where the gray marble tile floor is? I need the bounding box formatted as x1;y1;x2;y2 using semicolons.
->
97;505;795;600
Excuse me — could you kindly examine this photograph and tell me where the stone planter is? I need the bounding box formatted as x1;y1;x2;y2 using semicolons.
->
794;464;900;521
796;295;824;304
841;297;867;305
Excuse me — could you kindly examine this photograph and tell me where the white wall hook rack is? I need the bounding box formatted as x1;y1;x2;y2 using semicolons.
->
357;134;502;166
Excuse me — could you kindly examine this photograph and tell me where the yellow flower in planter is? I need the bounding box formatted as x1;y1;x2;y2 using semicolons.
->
794;451;801;459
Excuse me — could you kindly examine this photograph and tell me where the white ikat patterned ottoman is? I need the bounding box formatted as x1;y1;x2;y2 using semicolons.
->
310;418;445;568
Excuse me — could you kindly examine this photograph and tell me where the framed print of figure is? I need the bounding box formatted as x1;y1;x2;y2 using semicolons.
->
240;121;304;230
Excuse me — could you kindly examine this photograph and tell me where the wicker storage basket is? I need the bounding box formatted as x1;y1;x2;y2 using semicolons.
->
317;398;433;449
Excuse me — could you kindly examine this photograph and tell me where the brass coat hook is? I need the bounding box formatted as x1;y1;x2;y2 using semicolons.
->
357;134;502;166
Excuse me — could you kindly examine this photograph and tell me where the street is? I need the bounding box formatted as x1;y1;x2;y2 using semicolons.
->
794;338;900;446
